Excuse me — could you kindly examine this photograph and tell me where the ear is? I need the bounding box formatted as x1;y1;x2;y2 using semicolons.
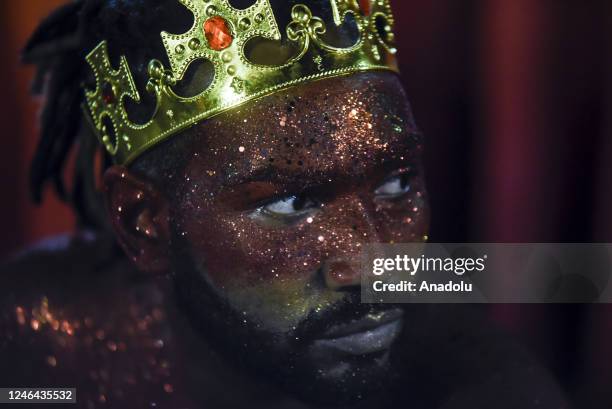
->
103;166;171;274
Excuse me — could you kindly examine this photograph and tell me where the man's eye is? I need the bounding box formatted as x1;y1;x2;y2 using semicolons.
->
262;196;308;216
374;174;411;199
250;195;319;225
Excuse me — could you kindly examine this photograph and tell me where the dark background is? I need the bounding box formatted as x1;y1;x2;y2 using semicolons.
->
1;1;611;407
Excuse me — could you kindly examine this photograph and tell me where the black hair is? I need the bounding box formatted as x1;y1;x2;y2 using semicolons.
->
22;0;193;232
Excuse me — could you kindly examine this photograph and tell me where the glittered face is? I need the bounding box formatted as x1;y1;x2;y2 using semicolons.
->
165;72;429;402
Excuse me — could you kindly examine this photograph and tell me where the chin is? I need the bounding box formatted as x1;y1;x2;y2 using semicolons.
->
268;330;402;406
277;352;397;406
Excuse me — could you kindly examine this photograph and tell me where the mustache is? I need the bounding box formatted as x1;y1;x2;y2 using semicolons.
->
293;289;401;344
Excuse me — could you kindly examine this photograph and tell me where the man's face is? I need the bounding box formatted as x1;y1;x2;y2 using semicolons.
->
163;72;429;402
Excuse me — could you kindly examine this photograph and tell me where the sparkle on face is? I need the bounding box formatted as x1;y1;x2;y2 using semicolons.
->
170;73;428;333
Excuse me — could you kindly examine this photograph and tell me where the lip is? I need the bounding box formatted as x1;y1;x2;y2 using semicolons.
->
313;309;404;355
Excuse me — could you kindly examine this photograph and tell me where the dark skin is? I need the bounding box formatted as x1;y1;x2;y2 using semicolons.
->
0;72;569;408
106;72;429;404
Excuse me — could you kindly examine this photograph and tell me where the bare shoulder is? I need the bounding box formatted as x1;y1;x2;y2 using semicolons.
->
0;232;134;328
0;232;140;327
1;231;121;283
0;233;197;407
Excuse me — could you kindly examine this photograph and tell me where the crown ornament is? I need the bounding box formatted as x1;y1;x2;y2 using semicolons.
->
85;0;398;165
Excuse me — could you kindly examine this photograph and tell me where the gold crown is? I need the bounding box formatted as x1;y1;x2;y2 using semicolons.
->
84;0;398;165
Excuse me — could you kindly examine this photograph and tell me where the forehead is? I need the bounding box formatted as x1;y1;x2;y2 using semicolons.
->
183;72;420;185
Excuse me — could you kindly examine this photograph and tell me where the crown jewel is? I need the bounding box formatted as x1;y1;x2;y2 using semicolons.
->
85;0;398;165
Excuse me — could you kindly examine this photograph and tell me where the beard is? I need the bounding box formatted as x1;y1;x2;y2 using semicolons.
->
168;230;408;406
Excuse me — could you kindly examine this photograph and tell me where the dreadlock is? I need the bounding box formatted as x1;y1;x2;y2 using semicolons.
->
22;0;192;232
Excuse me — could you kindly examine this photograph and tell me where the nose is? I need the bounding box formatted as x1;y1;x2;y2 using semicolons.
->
319;194;381;290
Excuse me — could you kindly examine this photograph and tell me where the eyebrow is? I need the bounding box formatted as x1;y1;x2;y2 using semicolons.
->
223;165;335;189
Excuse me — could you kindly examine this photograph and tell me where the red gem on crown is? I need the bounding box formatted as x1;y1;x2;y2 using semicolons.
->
102;83;116;105
359;0;371;16
203;16;233;51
